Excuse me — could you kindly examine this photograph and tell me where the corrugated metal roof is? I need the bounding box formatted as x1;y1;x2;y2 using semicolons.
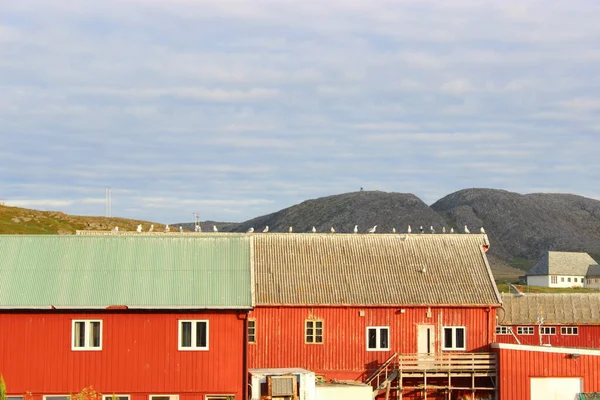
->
527;251;600;276
0;235;252;309
500;293;600;325
252;233;500;306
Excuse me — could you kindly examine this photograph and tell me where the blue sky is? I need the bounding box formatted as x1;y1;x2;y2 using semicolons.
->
1;0;599;224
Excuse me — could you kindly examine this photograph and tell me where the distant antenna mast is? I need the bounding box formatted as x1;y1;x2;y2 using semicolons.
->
193;212;201;232
105;188;112;217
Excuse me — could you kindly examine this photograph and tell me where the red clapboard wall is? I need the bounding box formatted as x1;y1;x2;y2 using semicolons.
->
495;325;600;348
0;310;247;400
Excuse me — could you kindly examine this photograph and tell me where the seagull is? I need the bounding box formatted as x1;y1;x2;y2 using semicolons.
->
450;227;454;233
419;226;424;234
179;226;183;232
289;226;293;233
330;227;335;233
464;225;470;234
430;226;435;234
213;225;218;232
368;225;377;233
194;225;200;232
247;227;254;233
442;226;446;233
112;226;119;232
263;226;269;233
392;227;396;233
312;226;317;233
353;225;358;233
407;225;412;234
480;226;486;234
149;224;154;232
165;224;170;232
136;224;142;233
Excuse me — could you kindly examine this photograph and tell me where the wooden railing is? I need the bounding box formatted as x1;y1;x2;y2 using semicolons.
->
365;352;398;388
397;352;496;373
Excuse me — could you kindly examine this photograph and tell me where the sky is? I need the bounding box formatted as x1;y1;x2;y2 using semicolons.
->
1;0;600;224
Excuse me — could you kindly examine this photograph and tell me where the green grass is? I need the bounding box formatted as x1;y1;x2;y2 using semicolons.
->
0;205;163;234
496;283;598;294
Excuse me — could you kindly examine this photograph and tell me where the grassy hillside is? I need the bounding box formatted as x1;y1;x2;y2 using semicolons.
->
0;204;161;234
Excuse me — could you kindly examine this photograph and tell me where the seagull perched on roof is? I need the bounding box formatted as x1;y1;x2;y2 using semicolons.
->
419;226;424;234
450;227;454;233
392;227;396;233
442;226;446;233
263;226;269;233
247;227;254;233
179;226;183;232
312;226;317;233
430;226;435;234
480;226;486;234
165;224;170;232
330;227;335;233
289;226;293;233
149;224;154;232
353;225;358;233
213;225;218;232
407;225;412;234
368;225;377;233
136;224;142;233
464;225;470;234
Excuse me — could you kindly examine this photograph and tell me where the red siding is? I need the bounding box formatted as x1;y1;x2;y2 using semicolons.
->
495;325;600;348
249;306;495;381
496;346;600;400
0;311;246;400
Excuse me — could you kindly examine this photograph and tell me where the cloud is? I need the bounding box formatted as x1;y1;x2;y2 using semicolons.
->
6;200;73;208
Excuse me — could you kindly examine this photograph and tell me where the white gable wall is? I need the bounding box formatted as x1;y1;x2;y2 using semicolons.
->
527;275;585;288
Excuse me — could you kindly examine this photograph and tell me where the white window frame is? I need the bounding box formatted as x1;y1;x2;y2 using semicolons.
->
247;319;256;344
103;396;130;400
43;396;70;400
178;320;209;351
149;396;179;400
540;326;556;335
72;320;102;351
366;326;390;351
495;326;513;335
206;396;236;400
517;326;534;335
561;326;579;335
305;319;324;344
442;326;466;351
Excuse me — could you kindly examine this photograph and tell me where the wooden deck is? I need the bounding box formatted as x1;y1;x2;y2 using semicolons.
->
366;353;497;400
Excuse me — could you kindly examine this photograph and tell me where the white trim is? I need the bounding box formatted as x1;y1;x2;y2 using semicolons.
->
71;320;102;351
366;326;390;351
442;326;467;351
540;326;556;335
178;320;209;351
492;342;600;356
561;326;579;336
495;326;513;335
149;396;179;400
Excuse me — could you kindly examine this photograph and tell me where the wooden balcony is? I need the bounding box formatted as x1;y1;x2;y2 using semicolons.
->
365;353;497;400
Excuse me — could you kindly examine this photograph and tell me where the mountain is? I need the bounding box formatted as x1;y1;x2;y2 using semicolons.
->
0;204;161;234
431;189;600;265
230;191;447;234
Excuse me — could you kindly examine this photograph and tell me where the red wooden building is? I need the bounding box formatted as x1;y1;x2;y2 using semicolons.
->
496;293;600;348
0;235;253;400
247;233;502;399
493;342;600;399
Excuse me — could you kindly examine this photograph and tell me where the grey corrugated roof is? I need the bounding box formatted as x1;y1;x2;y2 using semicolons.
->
0;235;252;309
253;233;500;306
500;293;600;325
527;251;600;276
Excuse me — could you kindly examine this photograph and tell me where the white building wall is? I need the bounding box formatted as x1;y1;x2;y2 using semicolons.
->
527;275;549;287
529;275;586;288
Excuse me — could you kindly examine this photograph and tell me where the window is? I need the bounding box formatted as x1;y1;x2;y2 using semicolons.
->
561;277;565;282
551;275;557;284
178;320;208;350
103;396;129;400
72;320;102;350
366;326;390;351
568;277;571;282
496;326;512;335
206;397;235;400
517;326;534;335
8;397;24;400
44;396;70;400
305;320;323;344
149;396;179;400
581;278;585;283
561;326;579;335
443;326;466;350
540;326;556;335
248;319;256;344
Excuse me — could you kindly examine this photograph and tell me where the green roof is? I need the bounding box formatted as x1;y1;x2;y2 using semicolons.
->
0;235;253;309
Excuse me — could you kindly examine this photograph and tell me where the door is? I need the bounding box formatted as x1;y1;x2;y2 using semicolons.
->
530;377;582;400
417;325;435;355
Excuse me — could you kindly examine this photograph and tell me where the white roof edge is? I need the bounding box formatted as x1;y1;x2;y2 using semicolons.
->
492;342;600;356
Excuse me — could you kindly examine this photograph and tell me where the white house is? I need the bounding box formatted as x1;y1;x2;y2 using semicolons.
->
525;251;600;288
